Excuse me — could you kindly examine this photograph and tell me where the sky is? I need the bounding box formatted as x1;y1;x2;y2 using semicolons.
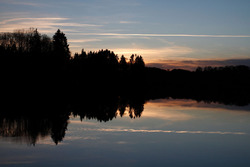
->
0;0;250;70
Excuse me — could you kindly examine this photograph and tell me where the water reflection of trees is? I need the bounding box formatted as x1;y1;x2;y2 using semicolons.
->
0;95;145;145
0;115;68;145
0;103;70;145
71;95;145;122
1;91;250;145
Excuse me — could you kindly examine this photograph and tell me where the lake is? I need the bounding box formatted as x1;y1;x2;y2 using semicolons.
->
1;98;250;167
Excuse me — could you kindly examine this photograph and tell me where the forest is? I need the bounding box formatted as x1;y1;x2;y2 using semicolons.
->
1;28;250;106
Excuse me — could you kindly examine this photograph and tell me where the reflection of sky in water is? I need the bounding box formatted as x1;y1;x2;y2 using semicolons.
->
1;99;250;167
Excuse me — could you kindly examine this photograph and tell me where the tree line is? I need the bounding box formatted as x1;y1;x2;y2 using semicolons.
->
0;28;145;72
1;28;250;107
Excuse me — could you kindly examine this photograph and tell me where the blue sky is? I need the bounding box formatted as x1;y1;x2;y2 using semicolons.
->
1;0;250;69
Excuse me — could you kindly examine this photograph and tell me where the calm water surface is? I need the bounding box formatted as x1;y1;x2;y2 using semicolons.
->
1;99;250;167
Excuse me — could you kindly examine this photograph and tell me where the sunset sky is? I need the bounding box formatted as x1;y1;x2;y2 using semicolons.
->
1;0;250;70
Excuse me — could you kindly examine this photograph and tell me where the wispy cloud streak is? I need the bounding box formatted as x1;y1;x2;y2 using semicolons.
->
0;17;101;33
119;21;139;24
69;39;102;43
0;17;100;27
1;0;42;7
0;17;68;25
75;33;250;38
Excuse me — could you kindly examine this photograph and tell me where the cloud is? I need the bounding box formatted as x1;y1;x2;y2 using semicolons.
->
69;39;102;43
1;0;43;7
0;17;68;25
0;17;101;33
119;21;139;24
69;45;84;48
146;58;250;71
76;33;250;38
68;39;102;52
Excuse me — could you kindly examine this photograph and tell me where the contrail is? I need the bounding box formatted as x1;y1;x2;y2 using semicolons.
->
75;33;250;38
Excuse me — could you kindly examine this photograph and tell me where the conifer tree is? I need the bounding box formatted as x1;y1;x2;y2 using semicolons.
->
53;29;70;64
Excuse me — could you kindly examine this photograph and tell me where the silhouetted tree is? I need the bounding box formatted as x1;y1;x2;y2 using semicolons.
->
130;54;135;65
29;29;41;56
119;55;128;70
79;49;87;59
40;34;52;55
52;29;70;65
134;55;145;68
196;66;202;73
